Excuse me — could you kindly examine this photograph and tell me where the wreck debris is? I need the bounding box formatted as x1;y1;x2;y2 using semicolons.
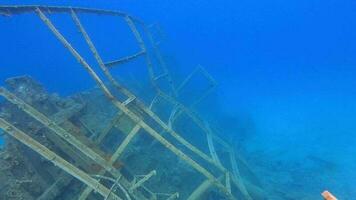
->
0;5;264;200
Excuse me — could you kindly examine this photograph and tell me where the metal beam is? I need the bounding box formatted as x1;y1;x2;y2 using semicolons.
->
0;118;122;200
0;5;143;23
104;51;146;67
0;87;120;178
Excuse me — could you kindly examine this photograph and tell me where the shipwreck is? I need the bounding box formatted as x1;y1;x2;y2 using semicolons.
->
0;5;264;200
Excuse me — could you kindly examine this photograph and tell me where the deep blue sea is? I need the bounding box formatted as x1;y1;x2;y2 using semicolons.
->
0;0;355;199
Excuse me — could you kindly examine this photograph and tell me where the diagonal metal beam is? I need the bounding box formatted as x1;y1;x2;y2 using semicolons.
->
36;7;114;100
71;7;228;179
130;170;157;192
0;87;120;177
16;6;261;199
0;118;122;200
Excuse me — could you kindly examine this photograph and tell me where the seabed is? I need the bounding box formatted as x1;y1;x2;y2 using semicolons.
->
0;5;265;200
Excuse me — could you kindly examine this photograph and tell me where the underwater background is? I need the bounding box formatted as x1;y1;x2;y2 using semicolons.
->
0;0;355;199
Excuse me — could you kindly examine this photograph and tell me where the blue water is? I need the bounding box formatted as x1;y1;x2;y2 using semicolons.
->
1;0;355;199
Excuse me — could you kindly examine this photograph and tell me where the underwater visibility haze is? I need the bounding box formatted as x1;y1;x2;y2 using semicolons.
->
0;0;355;200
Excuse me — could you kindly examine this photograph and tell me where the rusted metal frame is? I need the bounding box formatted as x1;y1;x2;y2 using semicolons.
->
2;5;236;199
138;98;227;172
104;50;146;68
124;15;160;92
38;8;233;199
167;67;217;129
70;8;135;102
78;124;142;200
72;9;217;176
34;128;90;199
46;105;92;167
171;66;217;123
78;120;144;198
158;91;232;150
126;97;227;174
71;10;225;199
78;96;231;198
46;32;232;198
97;27;225;176
13;102;136;198
142;24;178;97
69;11;171;200
158;92;258;198
72;8;134;141
126;89;228;174
72;8;223;178
70;13;148;199
161;90;256;200
38;104;105;200
109;99;234;199
0;87;121;178
36;8;114;100
177;65;216;99
0;118;122;200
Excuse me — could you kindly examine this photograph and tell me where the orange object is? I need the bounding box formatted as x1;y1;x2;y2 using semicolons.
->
322;191;337;200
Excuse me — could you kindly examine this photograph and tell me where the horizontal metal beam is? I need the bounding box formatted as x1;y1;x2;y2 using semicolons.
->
104;51;146;67
0;5;141;23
